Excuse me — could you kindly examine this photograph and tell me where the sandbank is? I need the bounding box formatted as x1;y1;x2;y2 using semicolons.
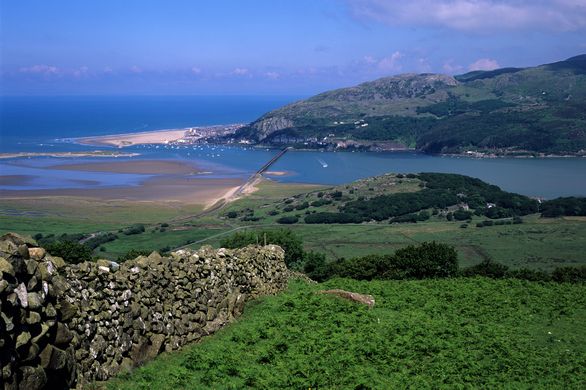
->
51;160;202;175
77;129;187;148
0;176;243;205
263;171;290;177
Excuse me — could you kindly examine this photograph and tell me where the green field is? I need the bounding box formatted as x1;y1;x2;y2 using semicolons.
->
109;277;586;389
2;178;585;270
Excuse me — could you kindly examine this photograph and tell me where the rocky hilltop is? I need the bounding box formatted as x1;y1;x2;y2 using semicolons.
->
0;233;288;389
233;55;586;155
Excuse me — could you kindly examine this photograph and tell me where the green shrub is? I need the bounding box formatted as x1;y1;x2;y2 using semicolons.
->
325;242;458;281
552;266;586;283
46;241;93;264
453;209;473;221
461;259;509;278
226;211;238;218
220;229;304;268
329;254;391;281
506;268;551;282
295;202;309;210
277;216;299;224
117;249;152;263
241;216;261;222
302;252;329;282
123;224;145;235
385;241;458;279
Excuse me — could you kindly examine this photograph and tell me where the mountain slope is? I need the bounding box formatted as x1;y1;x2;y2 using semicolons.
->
234;55;586;155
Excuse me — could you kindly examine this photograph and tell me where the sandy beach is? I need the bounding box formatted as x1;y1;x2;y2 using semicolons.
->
76;129;187;148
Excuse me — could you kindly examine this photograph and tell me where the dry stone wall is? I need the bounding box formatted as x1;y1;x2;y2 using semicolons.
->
0;233;288;389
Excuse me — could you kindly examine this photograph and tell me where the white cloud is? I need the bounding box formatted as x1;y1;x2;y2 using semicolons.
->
129;65;143;73
265;71;280;80
363;55;377;65
469;58;500;71
345;0;586;31
377;51;403;71
443;60;464;73
72;66;90;78
191;67;202;74
18;65;60;75
232;67;250;76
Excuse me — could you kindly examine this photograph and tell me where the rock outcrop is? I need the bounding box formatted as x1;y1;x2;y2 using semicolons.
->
0;233;287;389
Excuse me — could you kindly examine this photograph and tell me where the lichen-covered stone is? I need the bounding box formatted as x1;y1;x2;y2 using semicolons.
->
18;366;47;390
28;247;46;260
0;256;15;277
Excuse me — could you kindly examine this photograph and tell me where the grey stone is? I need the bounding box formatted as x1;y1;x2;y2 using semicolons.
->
14;283;28;308
18;366;47;390
27;292;43;309
28;247;46;260
0;257;15;277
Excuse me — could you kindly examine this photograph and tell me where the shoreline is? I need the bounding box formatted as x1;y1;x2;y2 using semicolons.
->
76;129;187;148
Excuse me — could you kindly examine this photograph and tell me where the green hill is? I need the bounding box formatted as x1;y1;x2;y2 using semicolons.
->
234;55;586;155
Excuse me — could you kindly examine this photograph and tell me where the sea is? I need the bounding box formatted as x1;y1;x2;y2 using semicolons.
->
1;95;586;199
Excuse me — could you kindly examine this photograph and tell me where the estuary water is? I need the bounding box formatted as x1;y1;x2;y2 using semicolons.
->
1;96;585;199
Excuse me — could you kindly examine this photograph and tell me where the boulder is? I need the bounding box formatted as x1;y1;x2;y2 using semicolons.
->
28;247;46;260
318;289;375;308
0;256;15;277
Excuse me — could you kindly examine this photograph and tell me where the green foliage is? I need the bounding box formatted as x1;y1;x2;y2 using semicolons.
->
226;211;238;218
305;212;363;224
110;278;586;389
310;199;332;207
117;249;152;263
390;210;430;223
83;232;118;250
453;209;473;220
294;202;309;210
552;266;586;283
45;241;93;264
326;241;458;281
541;197;586;217
123;224;145;236
342;189;459;221
416;97;515;117
220;229;304;268
276;216;299;224
302;251;329;282
461;259;509;278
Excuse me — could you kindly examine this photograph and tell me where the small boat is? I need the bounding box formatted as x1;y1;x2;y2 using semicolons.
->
317;158;328;168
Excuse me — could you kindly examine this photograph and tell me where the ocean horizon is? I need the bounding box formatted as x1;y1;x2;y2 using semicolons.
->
0;95;303;153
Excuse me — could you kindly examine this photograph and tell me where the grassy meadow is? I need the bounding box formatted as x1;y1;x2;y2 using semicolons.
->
1;178;586;270
109;278;586;389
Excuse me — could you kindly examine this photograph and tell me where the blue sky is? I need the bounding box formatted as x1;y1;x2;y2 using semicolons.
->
1;0;585;95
